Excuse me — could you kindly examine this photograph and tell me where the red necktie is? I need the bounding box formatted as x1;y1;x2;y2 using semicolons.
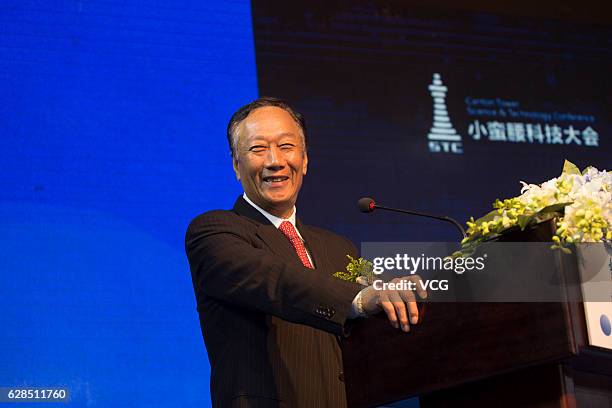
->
278;221;314;269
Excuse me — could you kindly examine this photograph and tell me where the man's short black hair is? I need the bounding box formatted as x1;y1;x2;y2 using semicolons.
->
226;97;307;157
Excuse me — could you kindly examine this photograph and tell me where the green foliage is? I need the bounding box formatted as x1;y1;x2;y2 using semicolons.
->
562;160;581;176
333;255;374;283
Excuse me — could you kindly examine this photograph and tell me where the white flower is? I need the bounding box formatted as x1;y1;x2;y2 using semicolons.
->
463;162;611;248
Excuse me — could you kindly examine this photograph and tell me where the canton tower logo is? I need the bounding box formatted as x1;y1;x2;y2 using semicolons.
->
427;73;463;154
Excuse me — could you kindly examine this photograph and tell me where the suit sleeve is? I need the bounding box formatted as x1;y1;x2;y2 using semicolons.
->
185;212;363;336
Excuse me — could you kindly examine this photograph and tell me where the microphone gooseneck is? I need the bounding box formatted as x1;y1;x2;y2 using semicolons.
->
357;197;467;239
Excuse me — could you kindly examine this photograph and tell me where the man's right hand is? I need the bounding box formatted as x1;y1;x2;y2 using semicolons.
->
361;276;427;332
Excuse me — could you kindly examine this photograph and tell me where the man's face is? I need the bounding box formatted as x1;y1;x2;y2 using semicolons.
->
232;106;308;218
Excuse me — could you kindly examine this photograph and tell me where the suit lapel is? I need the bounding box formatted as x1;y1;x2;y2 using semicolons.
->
297;219;328;271
257;224;303;265
233;196;305;265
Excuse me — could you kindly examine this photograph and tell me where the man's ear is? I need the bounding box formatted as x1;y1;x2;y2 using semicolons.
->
232;155;241;180
302;152;308;176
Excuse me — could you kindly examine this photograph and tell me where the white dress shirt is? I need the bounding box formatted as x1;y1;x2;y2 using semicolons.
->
242;193;313;265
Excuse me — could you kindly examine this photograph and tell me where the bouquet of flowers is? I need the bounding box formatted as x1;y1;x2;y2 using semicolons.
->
460;160;611;254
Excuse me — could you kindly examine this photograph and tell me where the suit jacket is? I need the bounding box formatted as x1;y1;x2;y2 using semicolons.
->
185;196;363;408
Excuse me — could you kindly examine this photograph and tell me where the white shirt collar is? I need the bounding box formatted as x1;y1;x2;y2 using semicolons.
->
242;193;298;230
242;193;311;264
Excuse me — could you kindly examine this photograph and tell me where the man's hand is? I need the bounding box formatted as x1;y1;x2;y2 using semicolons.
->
361;276;427;332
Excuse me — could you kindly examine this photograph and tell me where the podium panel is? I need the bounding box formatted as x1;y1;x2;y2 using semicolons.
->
342;221;612;407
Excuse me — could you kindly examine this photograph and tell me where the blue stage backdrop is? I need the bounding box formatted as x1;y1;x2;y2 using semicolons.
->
0;1;257;406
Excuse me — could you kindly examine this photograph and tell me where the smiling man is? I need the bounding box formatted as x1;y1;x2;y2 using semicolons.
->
231;103;307;219
185;97;424;408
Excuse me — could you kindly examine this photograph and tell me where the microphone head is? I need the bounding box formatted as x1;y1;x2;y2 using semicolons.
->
358;197;376;213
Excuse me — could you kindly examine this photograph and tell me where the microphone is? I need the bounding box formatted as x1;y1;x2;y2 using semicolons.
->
358;197;376;213
358;197;467;239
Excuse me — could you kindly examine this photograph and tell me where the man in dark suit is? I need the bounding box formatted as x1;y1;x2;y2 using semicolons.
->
185;97;424;407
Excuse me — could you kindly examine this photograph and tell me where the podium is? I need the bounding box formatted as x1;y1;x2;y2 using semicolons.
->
342;220;612;407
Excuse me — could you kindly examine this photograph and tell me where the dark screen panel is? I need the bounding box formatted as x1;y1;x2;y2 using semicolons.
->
252;0;611;244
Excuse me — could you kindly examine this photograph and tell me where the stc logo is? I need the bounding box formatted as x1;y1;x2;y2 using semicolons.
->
427;73;463;154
